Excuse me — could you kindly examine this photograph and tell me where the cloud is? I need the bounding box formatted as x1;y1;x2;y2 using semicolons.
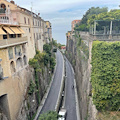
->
13;0;120;44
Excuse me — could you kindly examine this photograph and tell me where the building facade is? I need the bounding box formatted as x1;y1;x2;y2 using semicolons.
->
0;0;52;120
71;20;81;31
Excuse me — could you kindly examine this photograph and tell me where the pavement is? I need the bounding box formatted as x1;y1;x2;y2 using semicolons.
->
38;50;64;115
64;58;77;120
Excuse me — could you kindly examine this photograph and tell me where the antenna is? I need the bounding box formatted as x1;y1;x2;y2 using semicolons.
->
31;2;33;13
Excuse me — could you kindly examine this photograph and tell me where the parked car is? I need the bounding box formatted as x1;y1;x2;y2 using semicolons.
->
58;108;67;120
53;48;57;52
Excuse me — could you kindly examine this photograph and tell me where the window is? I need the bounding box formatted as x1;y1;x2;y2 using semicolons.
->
22;44;26;53
10;61;15;74
14;46;22;57
28;18;30;25
23;55;27;65
33;19;34;25
29;28;30;33
39;34;41;39
16;57;23;69
34;33;35;40
18;34;21;37
24;17;26;24
0;64;3;80
3;35;7;39
8;47;13;60
9;34;16;38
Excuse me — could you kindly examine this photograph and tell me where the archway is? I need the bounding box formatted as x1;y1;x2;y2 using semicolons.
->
23;55;27;65
16;58;23;70
10;61;15;74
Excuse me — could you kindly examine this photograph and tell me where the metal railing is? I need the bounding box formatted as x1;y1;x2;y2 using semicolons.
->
0;36;28;49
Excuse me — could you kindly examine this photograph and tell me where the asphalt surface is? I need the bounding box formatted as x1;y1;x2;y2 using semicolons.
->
39;50;64;114
65;58;77;120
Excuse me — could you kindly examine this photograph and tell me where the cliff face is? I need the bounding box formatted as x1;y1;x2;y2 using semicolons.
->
66;31;97;120
16;66;51;120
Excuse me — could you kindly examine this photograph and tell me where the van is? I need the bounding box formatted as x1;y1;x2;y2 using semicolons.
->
58;108;67;120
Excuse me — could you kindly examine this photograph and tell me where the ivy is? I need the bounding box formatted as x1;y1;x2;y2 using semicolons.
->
28;80;36;95
91;41;120;111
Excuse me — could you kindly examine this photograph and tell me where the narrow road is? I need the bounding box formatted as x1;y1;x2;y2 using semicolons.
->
39;50;64;114
65;58;77;120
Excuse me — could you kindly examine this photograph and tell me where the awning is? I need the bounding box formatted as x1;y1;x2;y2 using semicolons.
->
18;28;25;34
0;28;6;35
3;27;14;34
10;27;22;34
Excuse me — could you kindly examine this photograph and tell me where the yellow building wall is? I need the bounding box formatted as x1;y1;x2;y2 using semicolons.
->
0;49;11;77
0;0;17;10
18;12;36;60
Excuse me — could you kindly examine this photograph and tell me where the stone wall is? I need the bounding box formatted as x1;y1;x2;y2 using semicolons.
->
66;31;97;120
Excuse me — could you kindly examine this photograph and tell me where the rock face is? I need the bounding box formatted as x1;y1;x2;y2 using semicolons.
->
0;65;51;120
16;66;51;120
66;31;97;120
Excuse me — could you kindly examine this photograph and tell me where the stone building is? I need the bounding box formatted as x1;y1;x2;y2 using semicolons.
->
0;0;52;120
71;20;81;31
45;21;52;43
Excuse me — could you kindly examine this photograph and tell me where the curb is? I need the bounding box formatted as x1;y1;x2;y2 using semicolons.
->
65;56;80;120
34;52;58;120
62;57;66;108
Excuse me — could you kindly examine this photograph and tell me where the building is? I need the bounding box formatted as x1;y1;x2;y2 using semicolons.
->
71;20;81;31
45;21;52;43
0;0;52;119
61;46;66;53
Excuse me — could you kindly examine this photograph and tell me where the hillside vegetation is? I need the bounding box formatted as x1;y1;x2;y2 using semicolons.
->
75;7;120;31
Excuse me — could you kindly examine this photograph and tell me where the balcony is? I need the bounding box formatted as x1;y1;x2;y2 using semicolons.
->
0;36;28;49
0;18;18;25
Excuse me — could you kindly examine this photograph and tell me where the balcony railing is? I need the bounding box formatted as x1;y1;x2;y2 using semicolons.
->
0;19;18;25
0;36;28;49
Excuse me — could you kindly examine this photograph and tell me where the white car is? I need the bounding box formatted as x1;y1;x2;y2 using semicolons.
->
58;108;67;120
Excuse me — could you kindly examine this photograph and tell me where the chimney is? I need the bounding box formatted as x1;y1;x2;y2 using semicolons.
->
10;0;15;4
38;13;40;16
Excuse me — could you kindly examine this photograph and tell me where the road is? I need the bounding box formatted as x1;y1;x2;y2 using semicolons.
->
65;58;77;120
39;50;64;114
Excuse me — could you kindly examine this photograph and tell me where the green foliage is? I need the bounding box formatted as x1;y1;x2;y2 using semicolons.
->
91;41;120;111
43;44;52;55
50;57;56;72
75;7;108;31
77;35;82;47
39;111;59;120
76;33;89;59
75;7;120;31
28;80;36;95
52;39;58;47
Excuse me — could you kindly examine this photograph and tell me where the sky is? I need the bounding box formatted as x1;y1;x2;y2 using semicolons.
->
13;0;120;44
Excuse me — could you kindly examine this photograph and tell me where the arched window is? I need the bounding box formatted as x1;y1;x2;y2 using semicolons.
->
23;55;27;65
16;58;23;70
10;61;15;74
0;4;6;13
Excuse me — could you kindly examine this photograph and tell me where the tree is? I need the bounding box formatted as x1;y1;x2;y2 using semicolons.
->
39;111;59;120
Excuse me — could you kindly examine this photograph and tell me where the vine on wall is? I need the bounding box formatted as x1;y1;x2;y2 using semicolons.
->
91;41;120;111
